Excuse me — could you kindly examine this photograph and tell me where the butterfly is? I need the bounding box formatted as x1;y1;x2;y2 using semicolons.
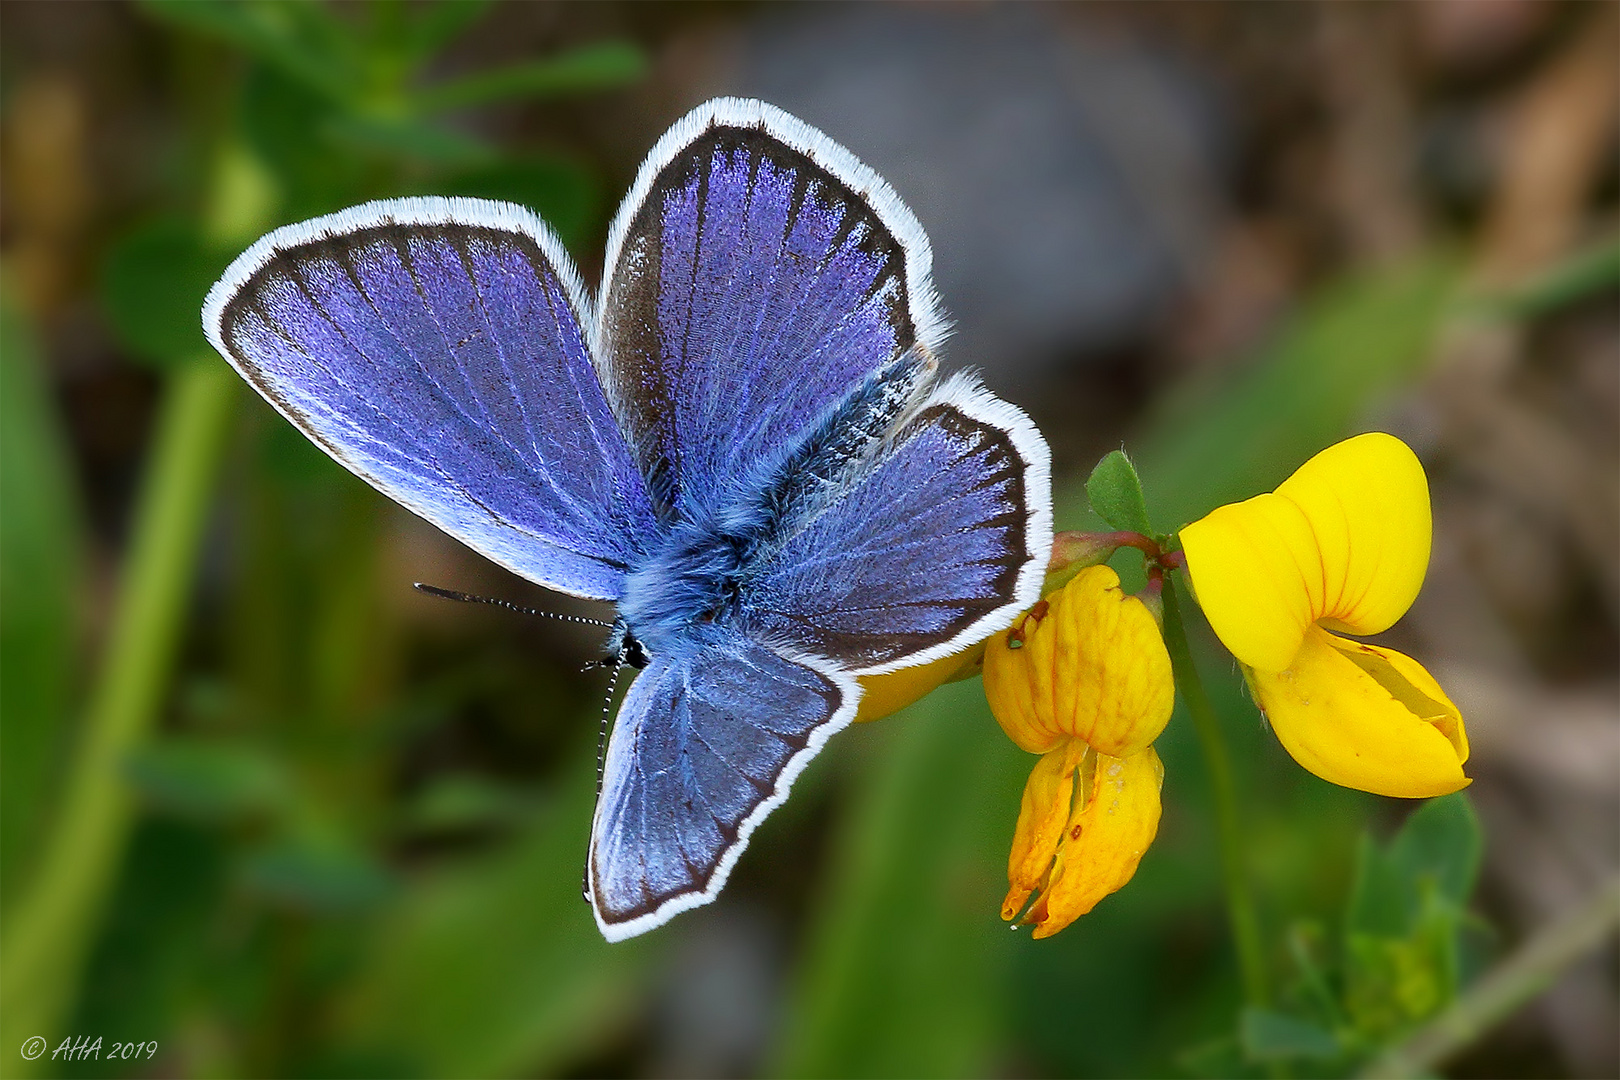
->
203;98;1052;941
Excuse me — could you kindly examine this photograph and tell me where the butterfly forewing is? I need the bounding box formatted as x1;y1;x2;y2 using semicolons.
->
205;199;657;600
596;99;947;522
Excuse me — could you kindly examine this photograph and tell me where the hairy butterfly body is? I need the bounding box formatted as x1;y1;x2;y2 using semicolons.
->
204;98;1052;940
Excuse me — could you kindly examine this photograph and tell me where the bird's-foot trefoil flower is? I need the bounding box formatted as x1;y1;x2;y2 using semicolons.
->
984;564;1173;937
1179;432;1469;798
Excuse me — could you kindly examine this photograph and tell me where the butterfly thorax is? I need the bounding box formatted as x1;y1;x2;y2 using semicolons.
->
616;517;755;658
615;353;940;662
602;619;650;670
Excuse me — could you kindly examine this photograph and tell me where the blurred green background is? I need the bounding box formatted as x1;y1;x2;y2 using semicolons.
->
2;2;1615;1077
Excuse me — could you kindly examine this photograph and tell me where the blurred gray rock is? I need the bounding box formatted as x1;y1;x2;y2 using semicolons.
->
648;904;783;1078
732;3;1230;393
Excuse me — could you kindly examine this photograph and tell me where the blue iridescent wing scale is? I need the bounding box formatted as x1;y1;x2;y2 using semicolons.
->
203;198;657;600
744;372;1052;674
595;98;948;523
588;632;855;941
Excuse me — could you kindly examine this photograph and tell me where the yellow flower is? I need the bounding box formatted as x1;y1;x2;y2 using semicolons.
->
983;565;1173;936
983;565;1174;758
1179;432;1469;798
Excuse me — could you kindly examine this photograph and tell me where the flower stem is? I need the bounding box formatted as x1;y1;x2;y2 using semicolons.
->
0;362;237;1064
0;137;268;1066
1161;575;1270;1009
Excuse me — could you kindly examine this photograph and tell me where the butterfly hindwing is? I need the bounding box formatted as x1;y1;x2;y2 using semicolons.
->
744;373;1052;673
596;98;947;522
204;197;657;600
588;632;854;940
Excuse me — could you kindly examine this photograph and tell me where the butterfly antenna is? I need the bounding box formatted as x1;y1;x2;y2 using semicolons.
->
582;653;628;904
413;582;612;627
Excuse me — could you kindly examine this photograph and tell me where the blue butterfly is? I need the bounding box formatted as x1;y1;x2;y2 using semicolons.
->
203;98;1052;940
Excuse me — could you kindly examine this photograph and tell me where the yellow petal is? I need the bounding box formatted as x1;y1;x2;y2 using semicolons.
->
1026;746;1164;939
983;604;1064;754
1183;433;1434;669
982;566;1174;757
1001;738;1088;920
1275;432;1431;636
855;646;981;722
1248;626;1469;798
1180;492;1323;671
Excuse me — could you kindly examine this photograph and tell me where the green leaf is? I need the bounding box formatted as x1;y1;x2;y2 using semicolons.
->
123;738;292;824
1341;795;1483;1039
400;774;535;835
414;40;647;112
1347;834;1411;939
1239;1007;1343;1061
1348;794;1482;940
99;217;228;369
1388;792;1482;912
325;110;497;167
1085;448;1153;535
1479;238;1620;320
140;0;362;105
1345;931;1447;1037
1176;1035;1247;1079
240;64;366;214
240;834;395;913
0;291;85;904
398;0;497;66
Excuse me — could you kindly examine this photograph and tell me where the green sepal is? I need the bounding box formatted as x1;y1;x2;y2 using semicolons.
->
1085;449;1153;536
